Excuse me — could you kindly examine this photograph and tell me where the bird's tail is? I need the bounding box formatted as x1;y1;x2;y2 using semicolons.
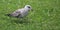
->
6;14;11;16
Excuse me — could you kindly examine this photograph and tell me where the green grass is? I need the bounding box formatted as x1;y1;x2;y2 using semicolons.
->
0;0;60;30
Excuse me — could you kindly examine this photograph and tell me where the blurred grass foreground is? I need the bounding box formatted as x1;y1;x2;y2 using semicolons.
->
0;0;60;30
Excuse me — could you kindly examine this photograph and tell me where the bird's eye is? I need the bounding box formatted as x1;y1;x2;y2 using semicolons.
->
28;6;30;8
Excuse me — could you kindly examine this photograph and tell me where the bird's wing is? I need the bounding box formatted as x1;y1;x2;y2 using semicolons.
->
10;9;21;16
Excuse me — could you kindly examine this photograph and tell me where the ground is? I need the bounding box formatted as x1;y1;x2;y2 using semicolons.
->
0;0;60;30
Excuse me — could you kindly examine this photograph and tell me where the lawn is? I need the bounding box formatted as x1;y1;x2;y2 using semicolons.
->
0;0;60;30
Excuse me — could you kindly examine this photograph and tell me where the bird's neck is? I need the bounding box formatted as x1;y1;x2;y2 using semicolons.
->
24;8;30;11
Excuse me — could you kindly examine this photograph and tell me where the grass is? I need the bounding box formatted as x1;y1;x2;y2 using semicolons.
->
0;0;60;30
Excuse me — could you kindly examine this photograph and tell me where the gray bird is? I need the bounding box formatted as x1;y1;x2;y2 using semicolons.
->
7;5;32;18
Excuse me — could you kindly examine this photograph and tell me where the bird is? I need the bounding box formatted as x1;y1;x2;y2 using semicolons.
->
7;5;32;18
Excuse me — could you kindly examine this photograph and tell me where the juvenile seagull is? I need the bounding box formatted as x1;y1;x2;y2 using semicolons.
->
7;5;32;18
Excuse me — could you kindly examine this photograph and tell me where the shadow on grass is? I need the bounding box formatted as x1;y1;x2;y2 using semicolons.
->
11;18;33;24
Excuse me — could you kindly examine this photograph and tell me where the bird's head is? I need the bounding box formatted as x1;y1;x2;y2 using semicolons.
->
24;5;32;11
